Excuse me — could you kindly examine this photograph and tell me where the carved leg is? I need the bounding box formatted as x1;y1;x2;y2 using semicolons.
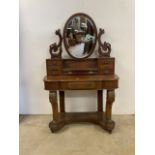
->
97;90;103;112
49;91;59;121
59;91;65;112
105;89;115;133
49;90;64;133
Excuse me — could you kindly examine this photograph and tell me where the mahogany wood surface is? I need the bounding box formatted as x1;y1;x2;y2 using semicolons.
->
97;90;103;112
59;91;65;112
44;58;118;133
44;13;119;133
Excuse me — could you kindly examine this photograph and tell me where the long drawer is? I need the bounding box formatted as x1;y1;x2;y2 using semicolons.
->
44;79;118;90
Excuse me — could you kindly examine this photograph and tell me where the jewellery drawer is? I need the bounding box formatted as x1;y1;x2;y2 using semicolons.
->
98;58;115;75
98;58;115;64
49;65;61;70
51;70;61;75
47;69;62;75
46;60;62;66
99;66;114;75
100;70;112;75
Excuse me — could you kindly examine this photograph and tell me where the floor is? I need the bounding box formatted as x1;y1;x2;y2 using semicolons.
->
19;115;135;155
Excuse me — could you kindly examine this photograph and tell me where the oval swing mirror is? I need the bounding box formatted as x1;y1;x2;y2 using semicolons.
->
63;13;97;59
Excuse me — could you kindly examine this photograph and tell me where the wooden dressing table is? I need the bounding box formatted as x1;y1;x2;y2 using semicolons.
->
43;13;119;133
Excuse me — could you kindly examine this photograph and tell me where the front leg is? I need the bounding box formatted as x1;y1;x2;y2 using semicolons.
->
49;90;58;122
105;89;115;133
49;90;63;132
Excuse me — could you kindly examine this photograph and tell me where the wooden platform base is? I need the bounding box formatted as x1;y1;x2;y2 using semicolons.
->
49;112;115;133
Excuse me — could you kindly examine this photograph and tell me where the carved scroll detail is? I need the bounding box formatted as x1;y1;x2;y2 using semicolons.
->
49;91;58;122
105;90;115;121
49;29;63;59
98;28;111;57
108;90;115;103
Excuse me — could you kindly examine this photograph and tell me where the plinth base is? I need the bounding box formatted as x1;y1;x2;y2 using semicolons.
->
49;112;115;133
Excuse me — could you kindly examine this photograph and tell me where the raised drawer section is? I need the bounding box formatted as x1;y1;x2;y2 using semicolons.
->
63;59;98;75
46;59;62;76
98;58;115;75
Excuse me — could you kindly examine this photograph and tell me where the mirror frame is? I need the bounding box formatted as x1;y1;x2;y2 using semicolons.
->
63;13;97;59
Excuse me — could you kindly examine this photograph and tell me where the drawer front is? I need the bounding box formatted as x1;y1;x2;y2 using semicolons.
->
51;70;61;75
50;65;61;70
102;59;114;65
47;68;61;76
44;82;59;90
102;81;118;89
61;81;101;90
46;60;62;66
102;66;114;74
98;58;115;75
102;69;114;74
46;59;62;76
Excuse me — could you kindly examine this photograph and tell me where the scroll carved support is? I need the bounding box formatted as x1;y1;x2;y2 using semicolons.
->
105;89;115;133
97;28;111;57
49;90;59;122
49;90;65;133
49;29;63;59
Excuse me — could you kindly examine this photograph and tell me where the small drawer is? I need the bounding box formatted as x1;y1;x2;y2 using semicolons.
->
100;64;114;70
61;82;99;90
50;65;61;70
51;70;61;75
99;66;114;75
103;60;114;65
102;81;118;89
102;69;114;74
46;60;62;67
44;82;59;90
98;58;114;65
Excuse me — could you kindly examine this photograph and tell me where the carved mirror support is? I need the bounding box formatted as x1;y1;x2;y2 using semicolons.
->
49;29;63;59
97;28;111;57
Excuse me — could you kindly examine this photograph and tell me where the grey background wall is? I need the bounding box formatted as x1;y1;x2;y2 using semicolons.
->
19;0;134;114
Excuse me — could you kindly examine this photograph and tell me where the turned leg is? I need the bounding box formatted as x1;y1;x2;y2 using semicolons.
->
59;91;65;112
97;90;103;112
105;89;115;133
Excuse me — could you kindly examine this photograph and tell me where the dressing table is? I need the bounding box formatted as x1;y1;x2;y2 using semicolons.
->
43;13;119;133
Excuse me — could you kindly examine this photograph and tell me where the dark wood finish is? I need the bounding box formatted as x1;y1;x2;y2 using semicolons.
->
44;74;118;133
49;29;63;59
59;91;65;112
44;13;119;133
106;90;115;120
97;90;103;112
48;112;115;133
63;13;97;59
97;28;111;57
44;75;118;90
46;58;114;76
49;91;59;122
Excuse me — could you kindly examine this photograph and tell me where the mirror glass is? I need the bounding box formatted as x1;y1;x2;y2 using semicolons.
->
63;13;97;59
